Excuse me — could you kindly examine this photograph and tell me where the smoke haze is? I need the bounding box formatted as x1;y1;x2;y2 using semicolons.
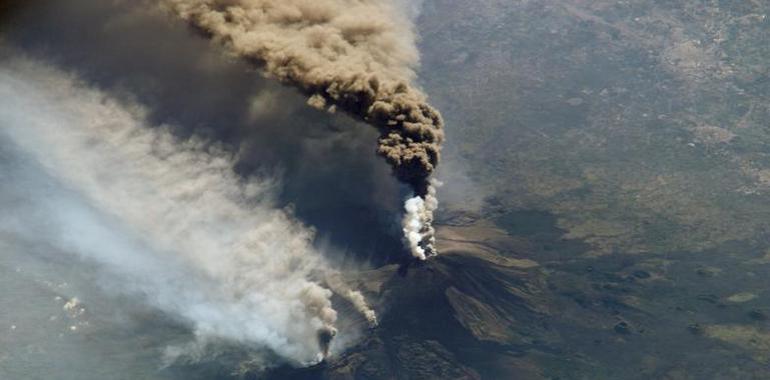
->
0;57;373;364
4;0;414;264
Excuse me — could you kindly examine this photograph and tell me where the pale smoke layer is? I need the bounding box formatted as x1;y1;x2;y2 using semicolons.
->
162;0;443;258
0;58;375;365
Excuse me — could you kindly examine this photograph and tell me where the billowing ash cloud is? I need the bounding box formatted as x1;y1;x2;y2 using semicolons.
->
162;0;444;258
0;57;375;365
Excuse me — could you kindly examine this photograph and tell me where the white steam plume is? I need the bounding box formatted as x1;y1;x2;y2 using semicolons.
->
0;57;375;364
402;182;439;260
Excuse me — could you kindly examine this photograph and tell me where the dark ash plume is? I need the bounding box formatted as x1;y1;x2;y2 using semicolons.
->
163;0;445;258
164;0;444;194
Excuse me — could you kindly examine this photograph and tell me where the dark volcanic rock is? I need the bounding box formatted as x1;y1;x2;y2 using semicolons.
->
614;321;632;335
748;309;768;321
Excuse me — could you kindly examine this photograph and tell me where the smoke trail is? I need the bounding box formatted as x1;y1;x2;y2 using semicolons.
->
324;273;378;327
0;57;374;365
161;0;444;259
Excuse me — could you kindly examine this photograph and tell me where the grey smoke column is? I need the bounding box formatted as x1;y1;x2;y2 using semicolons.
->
164;0;444;257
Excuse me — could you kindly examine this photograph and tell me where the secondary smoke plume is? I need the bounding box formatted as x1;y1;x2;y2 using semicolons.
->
162;0;444;259
325;273;378;327
0;57;375;365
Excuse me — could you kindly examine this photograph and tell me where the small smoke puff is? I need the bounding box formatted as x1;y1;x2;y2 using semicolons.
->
307;94;327;110
63;297;85;317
